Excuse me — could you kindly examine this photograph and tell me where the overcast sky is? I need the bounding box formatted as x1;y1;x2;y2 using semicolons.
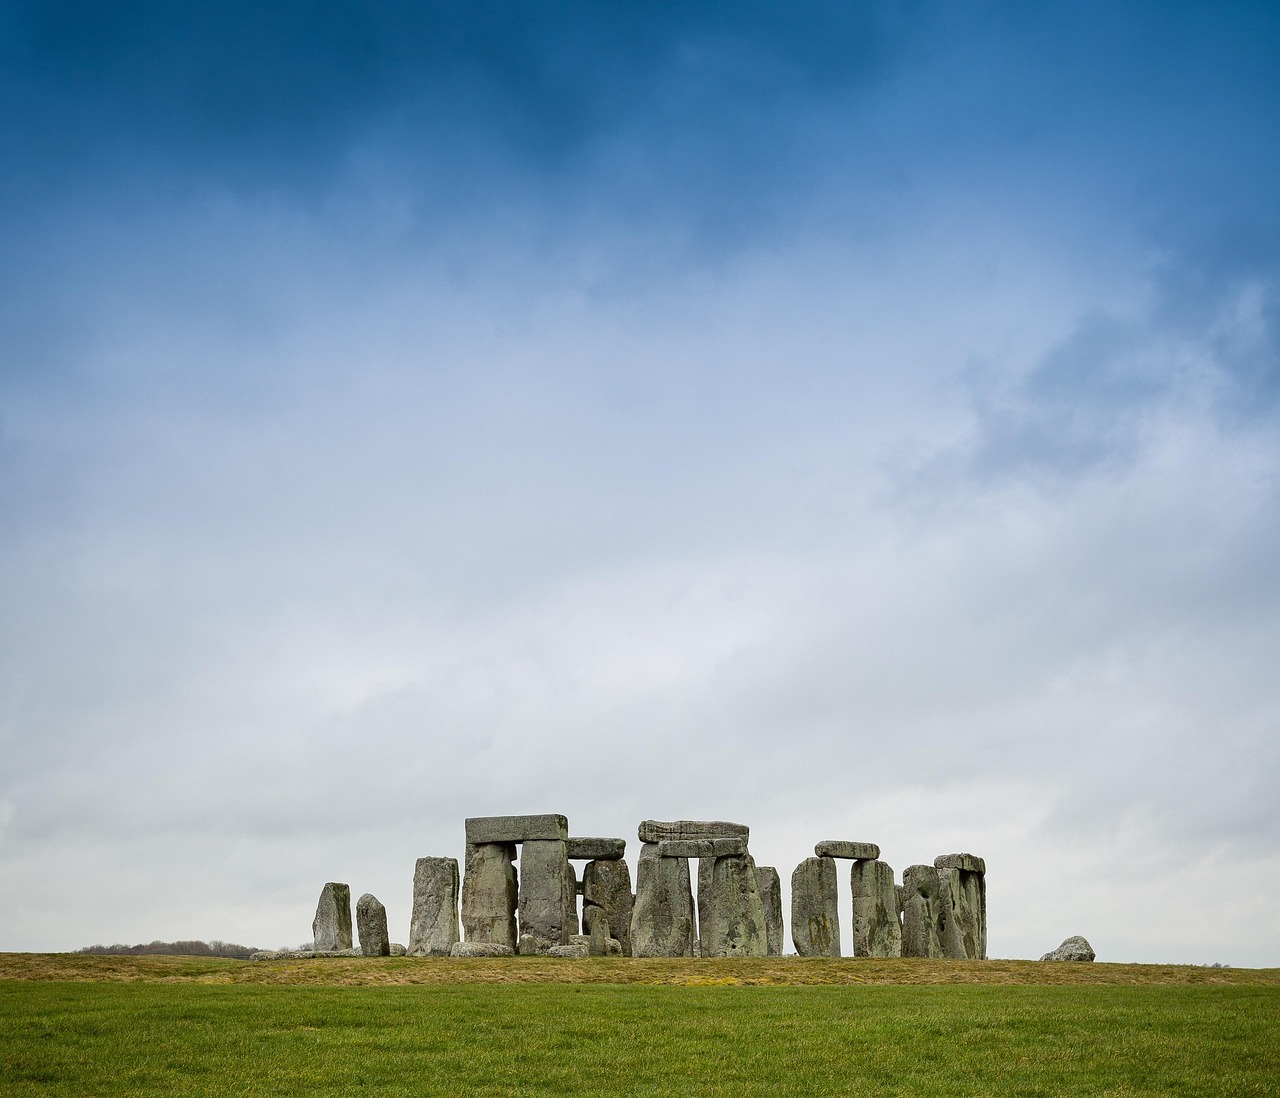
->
2;2;1278;965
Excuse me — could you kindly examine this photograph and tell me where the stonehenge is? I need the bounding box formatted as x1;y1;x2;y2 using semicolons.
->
279;814;988;966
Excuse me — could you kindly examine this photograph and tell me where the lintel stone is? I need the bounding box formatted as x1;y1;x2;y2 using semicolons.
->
638;820;749;844
658;837;747;858
934;853;985;874
465;814;568;844
815;840;880;860
566;837;626;860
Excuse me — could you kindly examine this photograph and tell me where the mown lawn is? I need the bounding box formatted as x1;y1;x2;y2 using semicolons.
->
2;975;1277;1096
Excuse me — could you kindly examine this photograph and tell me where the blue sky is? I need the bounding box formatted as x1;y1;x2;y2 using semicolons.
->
2;2;1278;962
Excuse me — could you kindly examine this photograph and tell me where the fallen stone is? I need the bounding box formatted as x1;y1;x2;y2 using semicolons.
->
637;820;749;844
518;839;577;945
815;840;880;860
356;893;391;957
791;856;840;957
461;842;518;948
658;837;747;858
850;859;903;958
1041;935;1095;962
700;852;769;957
754;865;784;956
566;837;626;861
465;814;569;845
408;856;460;957
450;941;515;958
312;883;353;952
390;943;406;956
547;943;589;958
939;863;987;960
901;865;946;958
630;842;696;957
934;853;986;875
583;857;634;956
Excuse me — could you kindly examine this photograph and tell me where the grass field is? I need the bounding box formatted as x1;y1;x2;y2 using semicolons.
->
2;955;1278;1096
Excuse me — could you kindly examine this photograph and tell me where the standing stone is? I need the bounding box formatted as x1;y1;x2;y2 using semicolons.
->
584;904;611;956
312;882;353;952
754;865;784;956
356;893;391;957
518;839;577;945
700;853;768;957
583;857;634;956
408;856;460;957
629;842;696;957
936;855;986;960
791;856;840;957
901;865;946;958
461;842;518;948
850;859;903;958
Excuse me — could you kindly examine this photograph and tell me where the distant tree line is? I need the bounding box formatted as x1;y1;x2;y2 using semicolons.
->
75;939;261;960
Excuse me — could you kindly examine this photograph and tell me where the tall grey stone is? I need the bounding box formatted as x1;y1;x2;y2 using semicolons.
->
356;893;391;957
461;841;518;948
583;857;634;956
465;814;569;844
700;853;768;957
901;865;946;958
791;856;840;957
312;882;353;952
850;859;902;958
754;865;784;956
937;861;987;960
584;904;611;956
638;820;749;844
408;856;460;957
518;839;576;945
1040;935;1095;962
629;842;695;957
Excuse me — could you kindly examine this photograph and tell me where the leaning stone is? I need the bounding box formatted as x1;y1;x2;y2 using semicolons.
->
1040;935;1095;962
450;941;515;957
791;856;840;957
630;842;696;957
356;893;391;957
701;853;768;957
901;865;946;958
638;820;749;844
461;842;518;947
408;856;460;957
934;853;986;875
518;839;577;945
939;863;987;960
465;814;568;844
547;943;589;958
583;857;634;956
754;865;784;956
850;860;903;958
658;837;747;858
815;840;880;860
389;943;406;956
312;883;353;952
518;932;553;956
566;837;626;861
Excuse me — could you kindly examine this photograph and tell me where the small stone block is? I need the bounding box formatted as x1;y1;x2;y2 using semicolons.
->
546;943;589;958
934;853;985;874
465;814;569;844
815;840;880;860
566;837;626;860
658;837;748;858
450;942;515;957
638;820;749;843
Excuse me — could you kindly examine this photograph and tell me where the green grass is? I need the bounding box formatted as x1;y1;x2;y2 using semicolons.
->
3;979;1277;1096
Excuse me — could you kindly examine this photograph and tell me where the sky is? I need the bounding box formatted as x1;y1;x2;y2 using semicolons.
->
2;1;1278;964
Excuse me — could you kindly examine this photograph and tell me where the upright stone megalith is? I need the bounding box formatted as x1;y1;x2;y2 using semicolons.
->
583;857;633;956
518;839;577;946
629;842;696;957
356;893;391;957
312;882;353;951
408;856;460;957
791;856;840;957
700;853;768;957
936;853;986;960
850;859;902;957
754;865;784;956
901;864;946;958
461;842;518;947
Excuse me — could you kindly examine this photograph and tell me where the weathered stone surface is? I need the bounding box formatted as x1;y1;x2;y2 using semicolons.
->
356;893;391;957
630;842;696;957
461;842;518;947
547;943;589;958
312;883;353;952
518;839;577;945
791;856;840;957
658;837;747;858
934;853;986;875
754;865;784;956
584;904;612;956
390;943;406;956
450;941;515;957
939;865;987;960
566;837;626;861
465;814;569;844
583;857;634;956
1040;935;1095;962
850;859;903;958
700;853;768;957
518;932;553;956
815;840;880;860
901;865;946;958
638;820;749;844
408;856;460;957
